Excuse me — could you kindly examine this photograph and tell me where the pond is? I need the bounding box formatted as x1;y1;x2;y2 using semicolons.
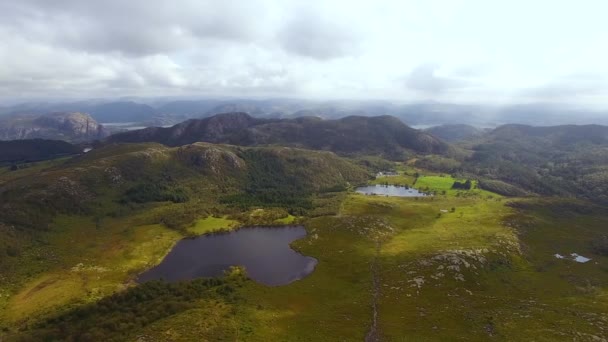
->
554;252;592;263
138;225;318;286
355;184;429;197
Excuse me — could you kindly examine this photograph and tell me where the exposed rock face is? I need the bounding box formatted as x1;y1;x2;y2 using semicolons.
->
0;112;109;142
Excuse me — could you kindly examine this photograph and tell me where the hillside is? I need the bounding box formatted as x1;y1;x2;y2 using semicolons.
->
481;124;608;148
0;139;81;165
0;112;109;142
0;142;369;232
415;124;608;202
107;113;449;158
425;124;484;142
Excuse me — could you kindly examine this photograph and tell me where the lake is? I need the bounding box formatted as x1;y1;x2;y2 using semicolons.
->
138;225;318;286
356;185;429;197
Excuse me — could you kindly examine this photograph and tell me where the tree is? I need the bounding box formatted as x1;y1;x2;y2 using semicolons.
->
452;179;472;190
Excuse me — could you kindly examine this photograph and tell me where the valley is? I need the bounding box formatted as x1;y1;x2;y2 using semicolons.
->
1;137;607;340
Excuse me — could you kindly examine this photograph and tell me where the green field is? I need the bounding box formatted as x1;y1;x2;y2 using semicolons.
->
415;175;497;197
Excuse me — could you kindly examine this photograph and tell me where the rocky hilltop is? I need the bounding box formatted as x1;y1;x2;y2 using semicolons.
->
0;112;109;142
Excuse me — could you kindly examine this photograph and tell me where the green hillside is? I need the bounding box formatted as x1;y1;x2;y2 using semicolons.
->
0;139;81;165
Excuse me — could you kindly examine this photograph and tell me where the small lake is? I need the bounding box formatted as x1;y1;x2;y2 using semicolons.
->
138;225;318;286
356;185;429;197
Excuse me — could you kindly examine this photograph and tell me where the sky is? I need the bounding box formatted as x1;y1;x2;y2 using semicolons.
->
1;0;607;107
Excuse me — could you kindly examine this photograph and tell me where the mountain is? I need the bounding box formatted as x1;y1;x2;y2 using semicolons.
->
4;99;608;128
106;113;449;158
0;112;109;142
0;139;81;164
425;124;484;142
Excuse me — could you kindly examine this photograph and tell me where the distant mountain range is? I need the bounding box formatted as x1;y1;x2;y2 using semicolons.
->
106;112;449;159
0;112;109;142
2;98;607;127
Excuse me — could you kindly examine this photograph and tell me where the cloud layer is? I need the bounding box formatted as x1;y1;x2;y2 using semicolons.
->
1;0;608;106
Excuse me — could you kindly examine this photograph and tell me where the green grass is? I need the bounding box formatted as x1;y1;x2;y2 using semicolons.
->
415;175;498;197
274;214;296;224
187;216;239;235
415;174;456;190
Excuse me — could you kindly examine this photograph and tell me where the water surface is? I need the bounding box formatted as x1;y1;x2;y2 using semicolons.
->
138;225;317;286
356;185;428;197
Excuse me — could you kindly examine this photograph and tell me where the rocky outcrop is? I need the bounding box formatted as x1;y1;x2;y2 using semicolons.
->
0;112;109;142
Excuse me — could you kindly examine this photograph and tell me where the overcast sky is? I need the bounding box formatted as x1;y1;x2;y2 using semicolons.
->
1;0;607;106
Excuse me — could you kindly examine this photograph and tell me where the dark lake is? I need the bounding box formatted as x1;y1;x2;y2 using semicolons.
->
356;185;429;197
138;225;318;286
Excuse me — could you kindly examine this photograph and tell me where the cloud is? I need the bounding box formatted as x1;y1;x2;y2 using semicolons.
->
519;73;608;101
0;0;607;105
0;0;269;57
278;10;361;60
404;64;467;94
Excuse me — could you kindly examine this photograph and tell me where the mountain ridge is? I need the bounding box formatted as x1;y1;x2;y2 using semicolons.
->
106;112;448;159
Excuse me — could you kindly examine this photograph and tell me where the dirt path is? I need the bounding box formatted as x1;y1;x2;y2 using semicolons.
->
365;241;381;342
